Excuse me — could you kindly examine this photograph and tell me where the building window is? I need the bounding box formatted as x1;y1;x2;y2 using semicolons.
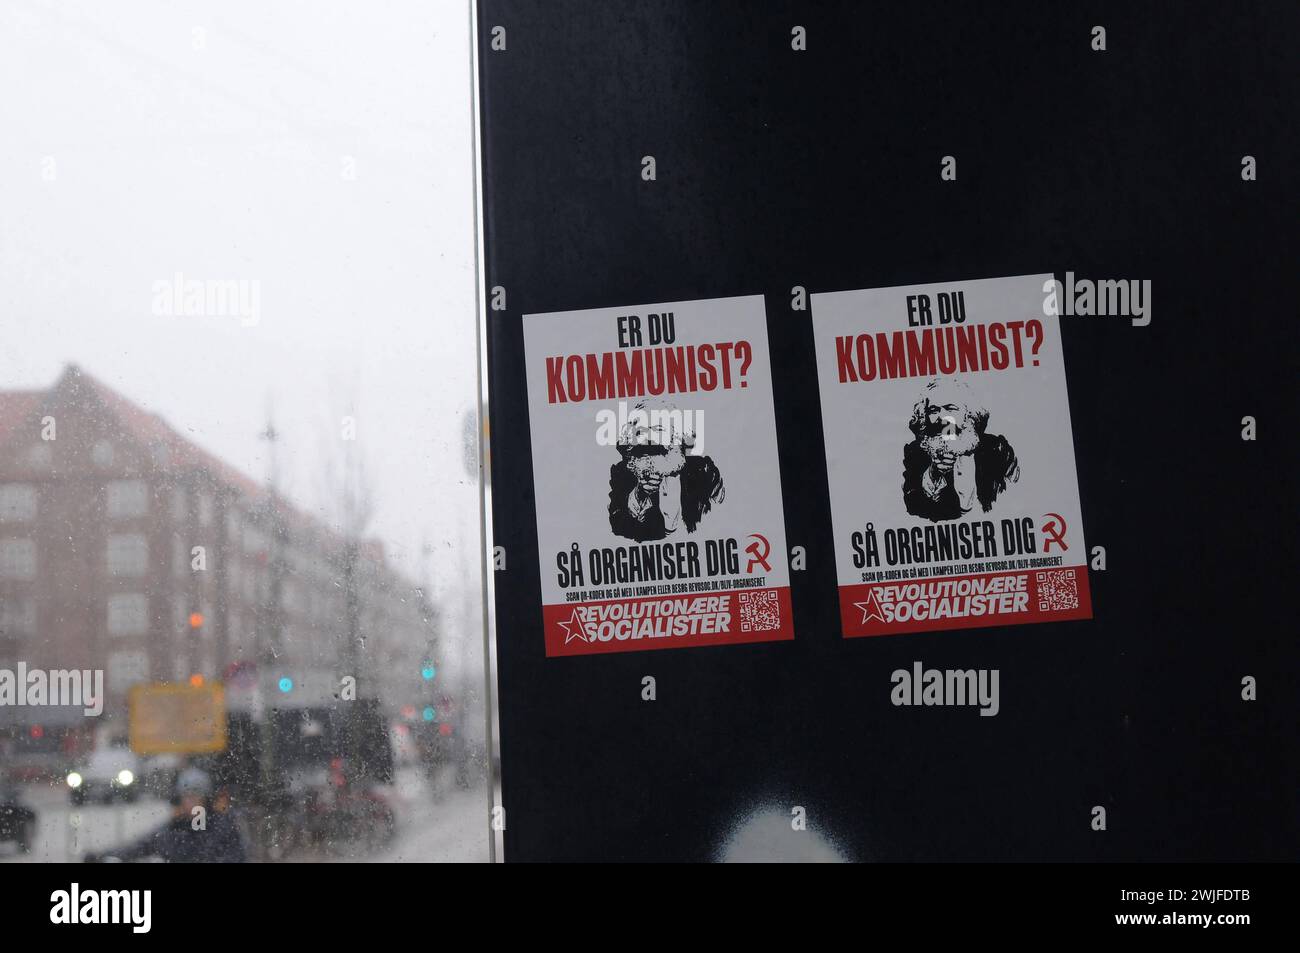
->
91;441;115;467
197;492;214;527
172;534;187;577
0;484;37;522
107;593;149;636
171;486;188;522
107;650;149;692
24;444;52;469
242;525;266;554
0;597;37;636
106;479;149;519
0;539;36;580
106;534;148;576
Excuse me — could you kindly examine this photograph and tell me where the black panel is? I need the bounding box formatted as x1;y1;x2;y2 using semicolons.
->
477;0;1299;861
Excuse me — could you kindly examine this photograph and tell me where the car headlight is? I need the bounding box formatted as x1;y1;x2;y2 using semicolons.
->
116;769;134;786
67;772;83;788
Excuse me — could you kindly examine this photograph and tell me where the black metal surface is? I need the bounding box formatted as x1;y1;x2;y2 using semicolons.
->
477;0;1298;861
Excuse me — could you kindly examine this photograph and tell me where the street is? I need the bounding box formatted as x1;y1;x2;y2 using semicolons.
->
1;767;487;864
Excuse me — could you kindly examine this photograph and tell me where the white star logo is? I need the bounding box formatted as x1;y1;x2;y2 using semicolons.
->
558;608;589;644
853;588;886;624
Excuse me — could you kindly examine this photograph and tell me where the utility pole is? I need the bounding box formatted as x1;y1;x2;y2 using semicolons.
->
341;535;364;779
254;415;287;858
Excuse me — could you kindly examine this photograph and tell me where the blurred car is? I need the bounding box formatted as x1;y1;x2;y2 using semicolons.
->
140;753;183;798
0;782;36;853
67;748;141;805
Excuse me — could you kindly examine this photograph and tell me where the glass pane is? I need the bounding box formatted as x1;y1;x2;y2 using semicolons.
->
0;0;490;862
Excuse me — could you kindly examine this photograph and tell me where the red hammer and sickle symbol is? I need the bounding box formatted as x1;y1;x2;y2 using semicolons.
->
1041;513;1068;553
745;534;771;573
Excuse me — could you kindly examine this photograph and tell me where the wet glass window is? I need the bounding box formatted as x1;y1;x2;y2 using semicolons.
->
1;1;488;864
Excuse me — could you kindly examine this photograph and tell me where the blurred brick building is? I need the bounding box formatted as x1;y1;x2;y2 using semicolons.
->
0;365;438;747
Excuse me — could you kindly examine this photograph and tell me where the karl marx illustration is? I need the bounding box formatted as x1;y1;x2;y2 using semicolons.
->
608;399;725;542
903;377;1020;522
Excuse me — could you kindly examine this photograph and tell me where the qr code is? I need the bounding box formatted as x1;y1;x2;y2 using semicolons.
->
739;590;781;632
1036;569;1079;612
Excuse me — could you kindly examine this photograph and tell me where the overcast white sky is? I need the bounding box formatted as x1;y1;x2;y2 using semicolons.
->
0;0;484;675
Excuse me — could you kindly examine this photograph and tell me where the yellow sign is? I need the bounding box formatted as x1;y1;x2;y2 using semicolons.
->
128;683;227;755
